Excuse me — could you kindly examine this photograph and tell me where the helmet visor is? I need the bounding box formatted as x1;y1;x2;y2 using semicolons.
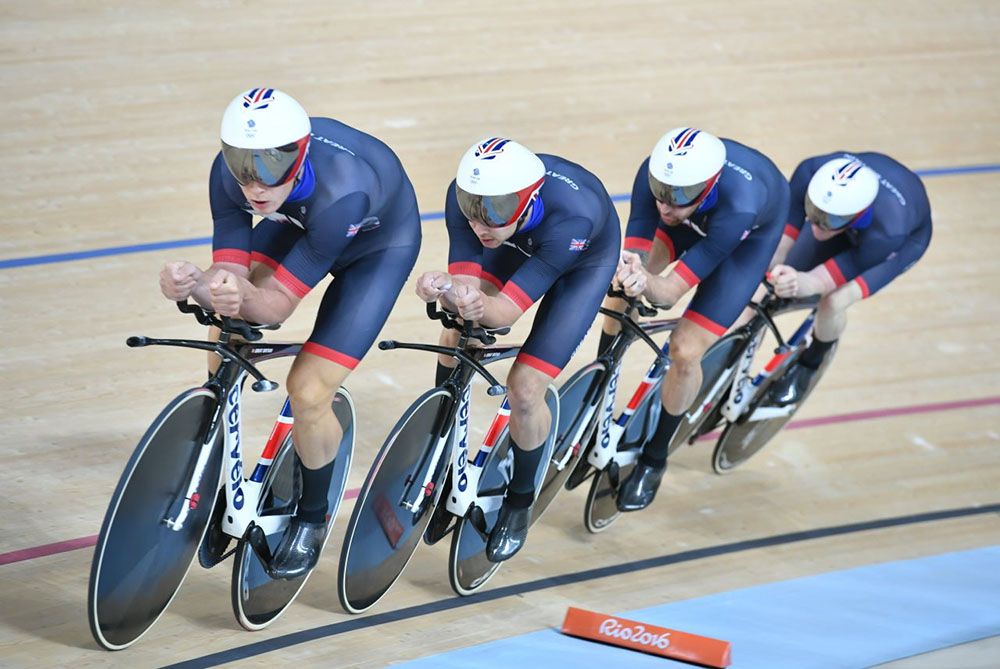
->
456;176;544;228
647;172;709;207
221;136;308;187
804;196;855;231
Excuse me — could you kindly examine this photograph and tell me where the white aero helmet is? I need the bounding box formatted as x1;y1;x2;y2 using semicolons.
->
648;127;726;206
805;157;880;230
455;137;546;227
220;87;311;187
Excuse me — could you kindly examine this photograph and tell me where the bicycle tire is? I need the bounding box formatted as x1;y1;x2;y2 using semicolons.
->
88;388;223;651
583;377;663;533
713;345;837;473
668;331;750;453
536;364;603;512
231;388;356;631
338;388;453;614
448;386;558;596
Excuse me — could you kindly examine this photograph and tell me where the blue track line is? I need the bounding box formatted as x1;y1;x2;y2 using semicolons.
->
3;162;997;271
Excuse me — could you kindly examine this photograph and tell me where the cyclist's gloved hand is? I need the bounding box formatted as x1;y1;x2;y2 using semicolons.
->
769;265;799;298
415;271;453;302
451;283;485;322
208;269;244;317
160;261;202;301
615;251;648;298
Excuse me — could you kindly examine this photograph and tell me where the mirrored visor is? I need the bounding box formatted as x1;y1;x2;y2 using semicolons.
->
804;197;854;231
456;188;521;228
221;137;307;187
647;172;707;207
455;176;543;228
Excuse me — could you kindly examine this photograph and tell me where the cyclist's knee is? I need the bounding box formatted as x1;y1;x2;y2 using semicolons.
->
438;328;460;346
506;365;550;416
249;263;275;285
286;373;338;418
820;284;859;315
669;328;712;370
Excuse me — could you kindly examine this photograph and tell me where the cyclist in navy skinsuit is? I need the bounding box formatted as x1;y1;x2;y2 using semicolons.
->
159;88;421;578
612;128;789;512
415;137;620;562
766;152;932;404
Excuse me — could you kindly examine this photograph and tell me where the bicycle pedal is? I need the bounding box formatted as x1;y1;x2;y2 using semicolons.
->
468;505;489;540
198;536;234;569
606;461;621;489
423;504;456;545
246;524;274;566
198;490;233;569
565;454;595;490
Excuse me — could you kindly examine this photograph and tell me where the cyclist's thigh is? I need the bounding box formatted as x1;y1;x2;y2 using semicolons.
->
301;224;420;369
479;244;527;294
784;225;852;272
249;218;303;271
685;229;781;336
517;260;617;379
854;220;932;298
653;221;702;270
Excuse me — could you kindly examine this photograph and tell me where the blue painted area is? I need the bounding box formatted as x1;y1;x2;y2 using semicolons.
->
397;546;1000;669
3;163;996;271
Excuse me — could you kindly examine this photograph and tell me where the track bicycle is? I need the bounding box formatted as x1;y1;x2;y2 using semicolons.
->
337;303;559;611
701;291;832;473
530;288;740;534
543;287;829;532
616;284;828;474
87;301;355;650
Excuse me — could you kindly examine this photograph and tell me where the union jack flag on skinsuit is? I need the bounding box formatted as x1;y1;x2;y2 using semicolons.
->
243;87;275;110
667;128;701;156
346;222;362;237
569;238;590;252
475;137;510;160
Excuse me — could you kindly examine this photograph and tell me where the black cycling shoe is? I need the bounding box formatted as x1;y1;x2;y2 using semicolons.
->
267;518;327;580
615;462;666;512
767;364;817;407
485;502;532;563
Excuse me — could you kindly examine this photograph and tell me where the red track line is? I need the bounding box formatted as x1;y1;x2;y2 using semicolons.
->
2;395;997;567
0;484;360;567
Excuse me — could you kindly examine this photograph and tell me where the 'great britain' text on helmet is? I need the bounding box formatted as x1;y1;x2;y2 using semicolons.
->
455;138;546;228
220;88;311;187
647;128;726;207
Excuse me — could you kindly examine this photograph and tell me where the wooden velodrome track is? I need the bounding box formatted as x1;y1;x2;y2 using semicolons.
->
2;1;998;667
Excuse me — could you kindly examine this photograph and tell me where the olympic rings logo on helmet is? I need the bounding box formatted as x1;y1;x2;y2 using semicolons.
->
220;87;311;187
455;137;546;228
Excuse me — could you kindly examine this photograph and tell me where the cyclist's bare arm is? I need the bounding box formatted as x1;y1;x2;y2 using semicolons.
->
191;262;301;323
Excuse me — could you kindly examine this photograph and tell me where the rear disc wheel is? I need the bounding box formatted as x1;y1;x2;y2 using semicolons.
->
448;387;558;595
231;388;356;630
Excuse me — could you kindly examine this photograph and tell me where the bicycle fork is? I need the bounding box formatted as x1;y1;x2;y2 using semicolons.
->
162;416;222;532
161;382;242;533
399;385;471;514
